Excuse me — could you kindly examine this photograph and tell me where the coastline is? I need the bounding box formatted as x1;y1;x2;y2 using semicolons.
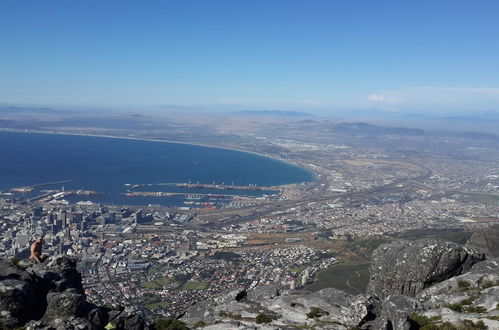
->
0;128;317;184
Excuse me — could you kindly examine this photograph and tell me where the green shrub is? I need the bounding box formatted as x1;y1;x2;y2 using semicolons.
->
9;257;21;266
480;280;496;289
460;297;475;305
446;303;465;313
193;321;207;328
445;301;486;314
461;319;486;329
465;306;487;313
408;313;456;330
255;314;272;324
306;306;329;318
458;280;471;290
218;311;232;317
151;319;189;330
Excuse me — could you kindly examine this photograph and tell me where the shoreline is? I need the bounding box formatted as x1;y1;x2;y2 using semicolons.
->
0;128;317;184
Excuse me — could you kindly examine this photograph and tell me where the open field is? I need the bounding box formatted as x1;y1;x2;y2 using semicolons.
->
182;281;210;290
145;301;170;309
343;159;422;171
465;192;499;206
140;276;175;289
396;228;472;245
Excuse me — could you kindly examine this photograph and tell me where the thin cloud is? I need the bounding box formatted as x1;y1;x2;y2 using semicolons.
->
367;87;499;111
368;94;385;102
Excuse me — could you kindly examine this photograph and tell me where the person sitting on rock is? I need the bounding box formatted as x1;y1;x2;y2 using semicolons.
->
29;237;44;263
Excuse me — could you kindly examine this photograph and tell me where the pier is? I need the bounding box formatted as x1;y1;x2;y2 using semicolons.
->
124;191;242;198
125;182;281;192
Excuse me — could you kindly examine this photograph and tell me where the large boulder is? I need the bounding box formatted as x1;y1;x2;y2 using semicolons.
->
0;256;146;330
108;307;147;330
26;255;85;294
43;290;88;320
0;258;48;328
367;239;485;298
377;294;423;330
417;257;499;308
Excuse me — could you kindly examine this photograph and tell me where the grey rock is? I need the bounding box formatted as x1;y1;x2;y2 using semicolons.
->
379;295;423;330
201;321;253;329
43;290;87;320
474;286;499;311
0;259;41;327
260;287;355;326
27;255;85;294
367;239;485;298
182;256;441;328
87;306;110;328
0;256;145;329
182;239;496;329
417;257;499;307
344;294;382;329
213;288;248;304
108;306;146;330
25;316;95;330
470;256;499;273
246;286;283;303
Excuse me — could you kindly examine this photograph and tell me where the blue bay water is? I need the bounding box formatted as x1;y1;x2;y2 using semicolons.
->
0;132;314;206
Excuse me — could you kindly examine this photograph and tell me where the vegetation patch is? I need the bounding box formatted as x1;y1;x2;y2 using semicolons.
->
408;313;456;330
218;311;232;317
255;314;273;324
466;192;499;206
150;319;189;330
145;301;170;310
457;280;472;290
140;276;175;289
480;280;498;289
445;297;487;314
192;321;208;328
397;229;472;245
307;306;329;318
461;319;487;329
181;281;210;290
291;266;306;273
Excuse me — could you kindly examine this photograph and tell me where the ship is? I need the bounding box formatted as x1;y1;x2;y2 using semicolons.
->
186;195;203;200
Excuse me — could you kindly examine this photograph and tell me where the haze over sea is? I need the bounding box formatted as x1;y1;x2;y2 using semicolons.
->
0;132;314;206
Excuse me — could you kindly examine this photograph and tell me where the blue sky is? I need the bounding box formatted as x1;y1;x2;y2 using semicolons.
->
1;0;499;114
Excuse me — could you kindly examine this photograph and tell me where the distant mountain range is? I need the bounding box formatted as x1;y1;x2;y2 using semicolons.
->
328;108;499;122
232;110;314;117
0;106;67;115
331;122;425;136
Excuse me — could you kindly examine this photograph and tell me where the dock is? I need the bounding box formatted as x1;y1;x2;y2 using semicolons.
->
125;182;281;192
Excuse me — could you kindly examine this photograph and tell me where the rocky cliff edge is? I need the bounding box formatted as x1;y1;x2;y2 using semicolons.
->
181;239;499;329
1;239;498;329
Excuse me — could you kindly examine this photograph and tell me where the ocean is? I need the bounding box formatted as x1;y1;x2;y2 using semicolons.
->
0;131;314;206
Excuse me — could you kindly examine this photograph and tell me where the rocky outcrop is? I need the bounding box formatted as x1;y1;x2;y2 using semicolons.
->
181;239;498;329
0;258;42;326
367;239;485;299
0;255;146;330
2;239;498;329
